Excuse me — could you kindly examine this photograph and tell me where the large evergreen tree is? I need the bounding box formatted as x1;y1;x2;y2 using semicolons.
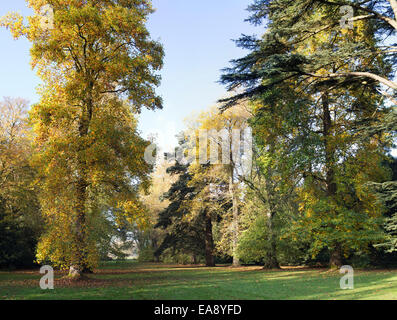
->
222;0;396;105
220;0;393;267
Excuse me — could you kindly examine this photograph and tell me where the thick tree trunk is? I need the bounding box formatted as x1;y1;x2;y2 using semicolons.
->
205;212;215;267
330;244;343;268
263;210;280;269
69;177;88;279
323;94;342;268
69;107;91;279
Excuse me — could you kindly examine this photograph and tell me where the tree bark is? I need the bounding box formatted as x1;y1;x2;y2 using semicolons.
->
323;93;337;197
330;244;343;268
69;176;88;279
204;211;215;267
322;93;343;268
263;209;280;269
68;100;92;279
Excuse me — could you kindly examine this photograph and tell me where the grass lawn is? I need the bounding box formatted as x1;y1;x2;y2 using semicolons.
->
0;261;396;300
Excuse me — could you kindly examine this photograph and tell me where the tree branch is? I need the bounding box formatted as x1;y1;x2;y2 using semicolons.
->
305;71;397;90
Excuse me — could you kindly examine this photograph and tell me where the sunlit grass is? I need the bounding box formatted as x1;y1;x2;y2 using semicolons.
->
0;261;396;300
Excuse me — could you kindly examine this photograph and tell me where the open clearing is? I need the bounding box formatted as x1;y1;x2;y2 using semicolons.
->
0;261;396;300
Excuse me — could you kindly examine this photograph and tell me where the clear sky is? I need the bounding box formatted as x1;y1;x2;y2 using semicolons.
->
0;0;261;152
2;1;393;157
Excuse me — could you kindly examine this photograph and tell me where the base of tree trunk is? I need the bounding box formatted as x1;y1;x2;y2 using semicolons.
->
232;262;241;268
262;261;280;270
205;257;215;267
329;247;343;269
67;266;89;280
262;266;281;270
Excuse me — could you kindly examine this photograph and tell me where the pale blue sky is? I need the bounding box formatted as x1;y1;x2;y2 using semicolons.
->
0;0;261;152
2;1;394;157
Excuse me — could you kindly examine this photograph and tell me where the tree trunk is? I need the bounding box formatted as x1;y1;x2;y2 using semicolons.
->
323;94;337;197
69;177;88;279
323;93;342;268
263;210;280;269
68;108;91;279
330;244;343;268
152;238;160;263
205;211;215;267
230;172;240;267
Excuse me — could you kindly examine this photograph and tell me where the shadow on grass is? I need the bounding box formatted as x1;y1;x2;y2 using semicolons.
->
1;263;397;300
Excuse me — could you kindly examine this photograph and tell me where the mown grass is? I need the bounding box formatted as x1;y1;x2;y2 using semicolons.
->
0;261;396;300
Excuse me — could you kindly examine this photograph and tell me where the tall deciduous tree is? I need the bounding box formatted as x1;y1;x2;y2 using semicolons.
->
241;98;302;269
191;105;251;267
1;0;164;277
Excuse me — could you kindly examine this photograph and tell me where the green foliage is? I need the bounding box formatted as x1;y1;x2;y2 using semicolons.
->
374;157;397;253
155;160;206;259
161;249;197;265
238;213;305;266
237;215;271;264
138;247;156;263
0;199;40;269
0;98;43;269
92;210;134;261
220;0;394;267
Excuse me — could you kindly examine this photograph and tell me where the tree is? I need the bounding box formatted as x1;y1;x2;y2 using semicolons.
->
155;160;207;264
238;97;305;269
371;155;397;254
155;129;234;267
0;97;43;268
220;0;392;267
237;188;304;266
291;0;397;102
1;0;164;278
190;104;251;266
221;0;396;106
138;160;177;262
187;161;231;267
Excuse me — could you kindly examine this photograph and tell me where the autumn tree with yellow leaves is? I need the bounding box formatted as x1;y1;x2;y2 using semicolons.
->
1;0;164;277
188;105;252;267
